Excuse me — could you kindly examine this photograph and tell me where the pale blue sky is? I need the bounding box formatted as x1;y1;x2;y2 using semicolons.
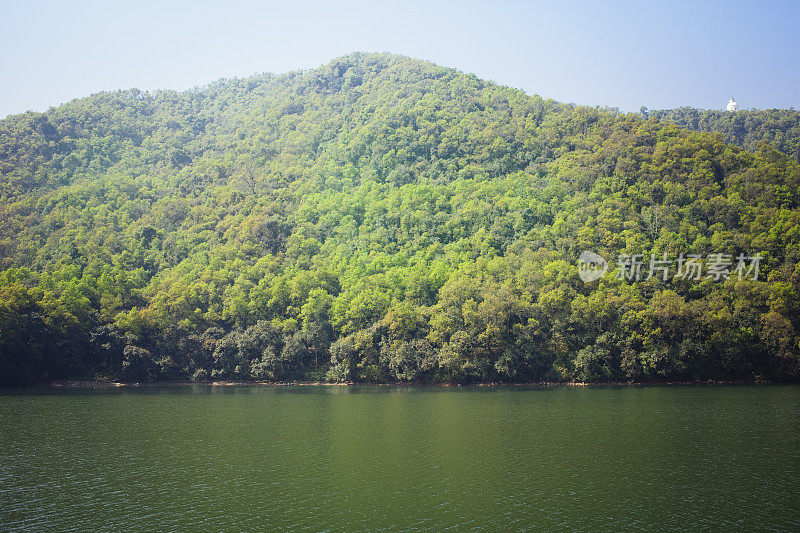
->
1;0;798;118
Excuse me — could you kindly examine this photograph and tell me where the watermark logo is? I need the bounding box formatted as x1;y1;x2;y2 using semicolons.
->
578;250;608;282
577;251;762;283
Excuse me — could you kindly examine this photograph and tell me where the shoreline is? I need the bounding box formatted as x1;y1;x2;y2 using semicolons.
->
37;378;790;388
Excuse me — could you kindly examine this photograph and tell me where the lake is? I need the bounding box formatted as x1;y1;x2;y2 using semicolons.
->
1;385;799;530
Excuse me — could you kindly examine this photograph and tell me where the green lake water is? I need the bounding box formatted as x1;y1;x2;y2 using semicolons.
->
1;385;799;531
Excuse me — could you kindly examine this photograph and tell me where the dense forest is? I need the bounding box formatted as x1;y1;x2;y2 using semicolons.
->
1;53;799;385
649;106;800;163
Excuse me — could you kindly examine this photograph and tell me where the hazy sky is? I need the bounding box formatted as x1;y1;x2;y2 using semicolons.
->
1;0;798;118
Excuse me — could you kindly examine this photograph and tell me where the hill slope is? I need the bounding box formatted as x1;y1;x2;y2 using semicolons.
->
650;106;800;163
1;53;799;385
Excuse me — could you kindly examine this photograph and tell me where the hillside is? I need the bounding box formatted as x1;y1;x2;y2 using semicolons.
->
650;106;800;163
1;53;799;385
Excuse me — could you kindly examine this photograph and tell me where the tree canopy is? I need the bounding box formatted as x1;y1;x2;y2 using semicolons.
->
1;53;799;385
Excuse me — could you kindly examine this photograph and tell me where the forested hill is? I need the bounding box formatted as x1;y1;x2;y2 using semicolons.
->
649;107;800;163
1;53;799;386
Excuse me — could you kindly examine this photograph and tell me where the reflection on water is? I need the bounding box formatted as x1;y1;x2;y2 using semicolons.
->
1;385;799;530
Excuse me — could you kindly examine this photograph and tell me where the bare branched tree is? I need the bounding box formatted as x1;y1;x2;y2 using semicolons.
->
238;163;262;197
641;205;662;242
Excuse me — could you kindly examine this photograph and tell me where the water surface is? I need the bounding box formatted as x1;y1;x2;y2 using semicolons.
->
1;385;799;530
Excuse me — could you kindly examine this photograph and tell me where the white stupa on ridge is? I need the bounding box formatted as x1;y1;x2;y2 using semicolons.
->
726;96;739;112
